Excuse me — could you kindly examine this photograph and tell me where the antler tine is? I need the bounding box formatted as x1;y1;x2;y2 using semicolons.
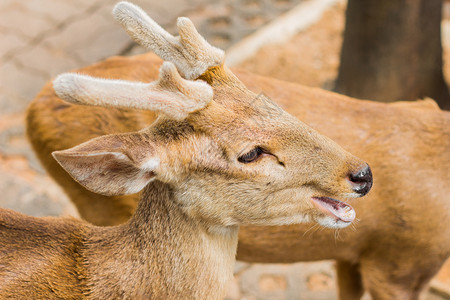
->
113;1;224;80
175;17;224;76
53;62;213;121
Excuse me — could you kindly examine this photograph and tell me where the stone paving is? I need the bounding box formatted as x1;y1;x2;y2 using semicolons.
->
0;0;449;299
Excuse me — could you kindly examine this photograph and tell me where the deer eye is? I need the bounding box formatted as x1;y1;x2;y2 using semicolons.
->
238;147;264;163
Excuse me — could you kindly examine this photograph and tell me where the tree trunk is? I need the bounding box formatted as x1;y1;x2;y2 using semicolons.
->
335;0;450;110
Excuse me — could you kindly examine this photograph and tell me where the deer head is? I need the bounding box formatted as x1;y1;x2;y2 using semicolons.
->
52;1;372;230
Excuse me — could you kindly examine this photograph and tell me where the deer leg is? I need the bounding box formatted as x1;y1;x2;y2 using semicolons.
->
336;260;364;300
359;255;442;300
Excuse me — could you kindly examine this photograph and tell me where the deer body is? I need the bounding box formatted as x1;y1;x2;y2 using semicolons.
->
238;74;450;299
28;52;450;299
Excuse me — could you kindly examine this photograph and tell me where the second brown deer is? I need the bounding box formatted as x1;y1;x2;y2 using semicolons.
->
1;2;372;299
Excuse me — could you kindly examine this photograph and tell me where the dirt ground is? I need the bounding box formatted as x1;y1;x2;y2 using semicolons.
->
240;1;346;89
241;0;450;92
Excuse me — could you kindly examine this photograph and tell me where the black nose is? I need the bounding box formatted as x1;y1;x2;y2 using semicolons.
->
349;165;373;196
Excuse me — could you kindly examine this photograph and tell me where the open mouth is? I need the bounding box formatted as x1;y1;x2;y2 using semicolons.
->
311;197;355;223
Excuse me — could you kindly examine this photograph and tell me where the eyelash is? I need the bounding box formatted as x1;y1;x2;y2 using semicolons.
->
238;147;265;163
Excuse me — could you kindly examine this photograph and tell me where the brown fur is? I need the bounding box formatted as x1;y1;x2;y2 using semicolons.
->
0;183;237;299
26;53;450;299
3;50;368;298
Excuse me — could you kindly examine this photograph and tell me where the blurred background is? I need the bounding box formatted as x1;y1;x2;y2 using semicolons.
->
0;0;449;298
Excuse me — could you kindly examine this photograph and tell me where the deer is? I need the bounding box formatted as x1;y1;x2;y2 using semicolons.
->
1;2;373;299
25;1;449;300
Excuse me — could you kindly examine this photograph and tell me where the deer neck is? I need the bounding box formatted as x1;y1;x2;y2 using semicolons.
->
86;180;238;299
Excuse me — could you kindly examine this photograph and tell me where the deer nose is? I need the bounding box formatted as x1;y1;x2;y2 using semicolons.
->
348;164;373;196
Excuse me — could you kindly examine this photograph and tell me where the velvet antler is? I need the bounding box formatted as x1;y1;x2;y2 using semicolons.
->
53;62;213;121
113;1;224;79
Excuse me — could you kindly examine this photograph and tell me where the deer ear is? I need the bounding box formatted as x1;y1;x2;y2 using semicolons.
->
52;132;159;196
